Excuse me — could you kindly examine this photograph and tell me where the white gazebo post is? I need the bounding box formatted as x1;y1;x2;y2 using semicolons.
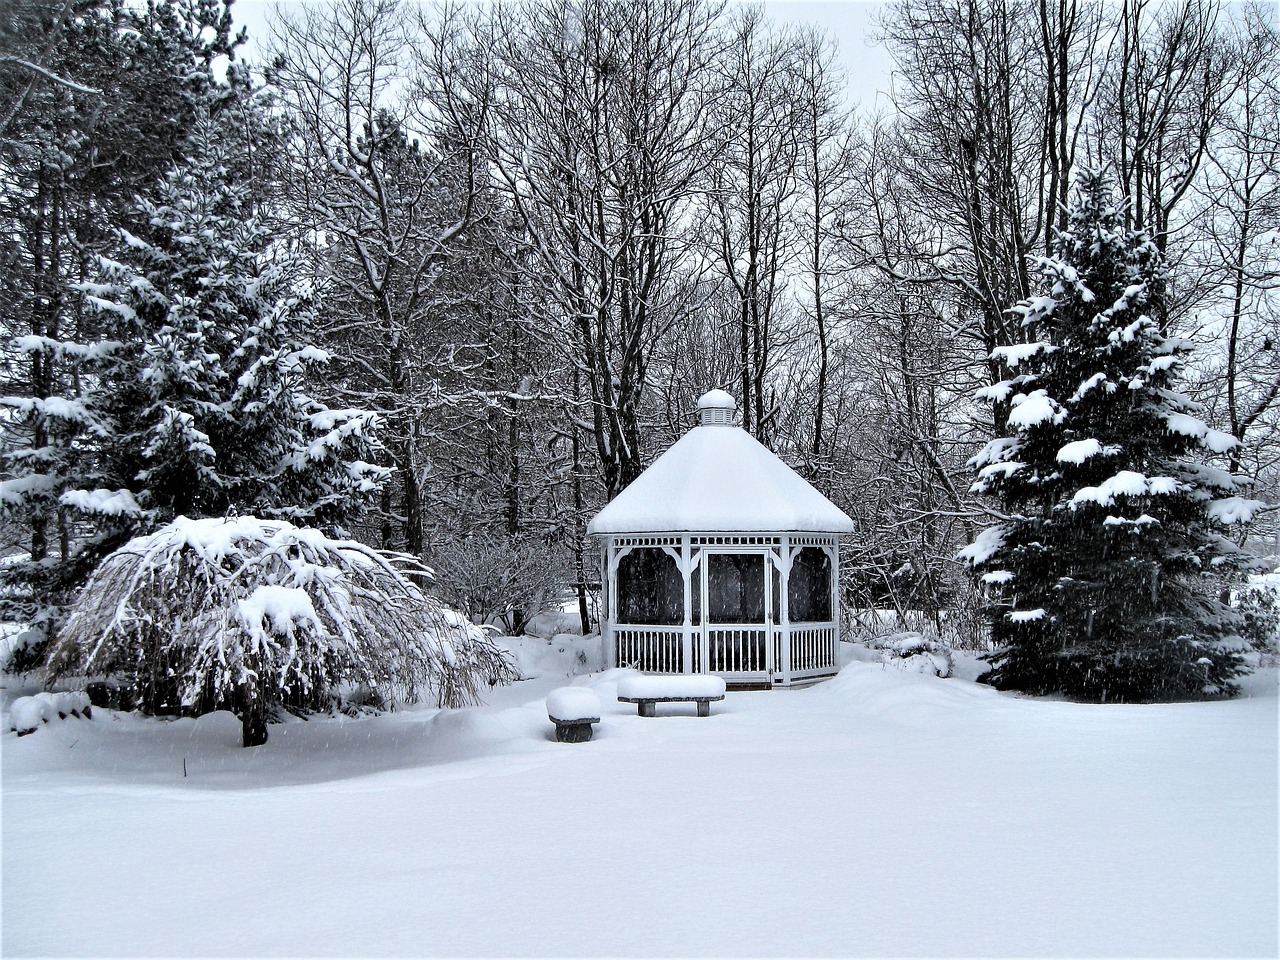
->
587;390;854;689
680;536;694;675
778;534;792;687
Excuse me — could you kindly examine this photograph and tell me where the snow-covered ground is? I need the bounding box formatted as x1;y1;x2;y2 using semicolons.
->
3;642;1276;957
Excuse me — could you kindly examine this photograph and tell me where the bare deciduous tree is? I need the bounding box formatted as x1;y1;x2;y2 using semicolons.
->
269;0;490;557
479;0;726;498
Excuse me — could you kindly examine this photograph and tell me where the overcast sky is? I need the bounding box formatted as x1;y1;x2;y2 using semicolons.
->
225;0;897;109
764;0;895;109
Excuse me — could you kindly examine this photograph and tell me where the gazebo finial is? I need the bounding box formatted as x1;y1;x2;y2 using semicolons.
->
696;389;737;426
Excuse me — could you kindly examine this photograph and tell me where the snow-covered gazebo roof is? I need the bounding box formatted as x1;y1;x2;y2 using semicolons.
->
587;391;854;535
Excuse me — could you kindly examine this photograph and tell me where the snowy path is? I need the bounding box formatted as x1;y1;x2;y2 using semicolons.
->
3;662;1277;957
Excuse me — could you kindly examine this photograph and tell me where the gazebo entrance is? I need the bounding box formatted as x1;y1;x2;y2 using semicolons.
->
701;549;772;678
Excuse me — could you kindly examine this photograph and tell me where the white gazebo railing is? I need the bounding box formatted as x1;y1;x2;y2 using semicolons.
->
610;619;838;685
600;530;843;687
785;624;839;680
614;626;687;673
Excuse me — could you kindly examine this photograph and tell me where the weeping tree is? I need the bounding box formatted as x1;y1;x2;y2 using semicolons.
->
49;517;517;746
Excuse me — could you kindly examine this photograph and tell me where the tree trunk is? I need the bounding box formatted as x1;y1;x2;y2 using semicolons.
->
571;367;592;635
237;682;268;748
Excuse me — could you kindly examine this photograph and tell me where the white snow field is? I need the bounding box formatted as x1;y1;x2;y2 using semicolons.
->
3;646;1277;958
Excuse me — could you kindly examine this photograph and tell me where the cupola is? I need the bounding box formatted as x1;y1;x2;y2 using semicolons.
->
696;389;737;426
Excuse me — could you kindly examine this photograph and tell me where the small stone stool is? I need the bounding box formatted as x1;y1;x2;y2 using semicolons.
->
546;687;602;743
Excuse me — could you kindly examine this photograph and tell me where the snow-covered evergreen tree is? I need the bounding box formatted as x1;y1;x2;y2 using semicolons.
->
75;103;386;537
0;0;242;655
961;170;1264;702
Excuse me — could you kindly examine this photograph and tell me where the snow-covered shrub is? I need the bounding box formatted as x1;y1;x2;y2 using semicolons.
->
429;531;570;635
47;517;517;746
872;632;954;678
339;685;391;716
843;601;989;655
1;625;47;676
9;692;92;736
1236;574;1280;655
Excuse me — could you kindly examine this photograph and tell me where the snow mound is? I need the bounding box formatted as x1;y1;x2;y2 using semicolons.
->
814;659;999;730
423;704;549;762
9;692;92;735
496;634;602;680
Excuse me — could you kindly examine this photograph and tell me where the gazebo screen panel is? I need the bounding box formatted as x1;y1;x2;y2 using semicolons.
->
616;547;683;625
707;553;766;623
692;571;700;624
789;547;834;622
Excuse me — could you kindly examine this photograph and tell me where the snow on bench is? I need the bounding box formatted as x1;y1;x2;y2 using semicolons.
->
616;674;727;717
546;687;602;743
9;692;92;736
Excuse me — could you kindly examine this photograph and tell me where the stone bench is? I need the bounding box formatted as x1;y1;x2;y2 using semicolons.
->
546;687;602;743
616;674;727;717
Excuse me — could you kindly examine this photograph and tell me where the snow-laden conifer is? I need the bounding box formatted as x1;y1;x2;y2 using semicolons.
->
76;107;386;535
0;1;245;658
48;517;517;746
961;170;1264;702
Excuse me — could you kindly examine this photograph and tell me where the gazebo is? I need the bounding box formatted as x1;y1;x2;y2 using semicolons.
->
588;390;855;688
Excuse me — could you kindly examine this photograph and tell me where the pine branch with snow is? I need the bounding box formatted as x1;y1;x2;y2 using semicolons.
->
2;73;388;658
76;108;388;535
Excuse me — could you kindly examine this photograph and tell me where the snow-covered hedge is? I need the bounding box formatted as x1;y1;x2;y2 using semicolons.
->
872;632;954;678
48;517;517;745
